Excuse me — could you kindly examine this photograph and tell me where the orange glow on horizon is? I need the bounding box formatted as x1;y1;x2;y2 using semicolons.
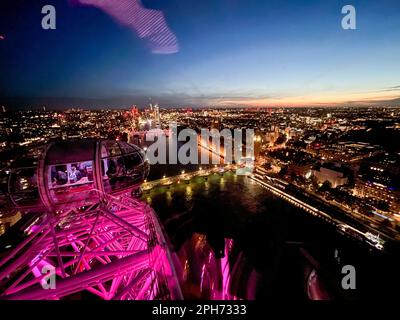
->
216;90;400;107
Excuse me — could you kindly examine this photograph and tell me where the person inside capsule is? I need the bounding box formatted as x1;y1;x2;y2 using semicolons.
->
69;165;82;183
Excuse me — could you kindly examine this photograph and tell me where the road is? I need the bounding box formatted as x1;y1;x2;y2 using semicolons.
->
248;171;395;252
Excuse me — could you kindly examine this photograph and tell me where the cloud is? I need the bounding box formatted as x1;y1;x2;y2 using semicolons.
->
2;88;400;109
380;85;400;92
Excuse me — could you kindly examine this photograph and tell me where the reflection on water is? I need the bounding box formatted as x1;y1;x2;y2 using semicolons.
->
144;172;307;299
185;185;193;202
166;191;172;206
143;170;400;300
220;177;225;190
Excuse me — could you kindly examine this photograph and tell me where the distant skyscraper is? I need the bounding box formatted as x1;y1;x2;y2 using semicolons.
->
154;105;161;129
149;103;161;129
130;105;140;129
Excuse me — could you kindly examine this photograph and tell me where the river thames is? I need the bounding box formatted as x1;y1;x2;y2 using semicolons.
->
142;169;399;300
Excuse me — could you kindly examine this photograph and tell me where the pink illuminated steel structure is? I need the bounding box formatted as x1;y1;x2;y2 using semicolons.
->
0;140;183;300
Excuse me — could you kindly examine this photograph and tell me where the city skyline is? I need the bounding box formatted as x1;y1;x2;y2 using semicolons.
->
1;0;400;108
1;0;400;305
1;105;399;301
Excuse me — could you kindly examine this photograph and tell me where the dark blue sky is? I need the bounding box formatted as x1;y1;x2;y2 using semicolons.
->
1;0;400;108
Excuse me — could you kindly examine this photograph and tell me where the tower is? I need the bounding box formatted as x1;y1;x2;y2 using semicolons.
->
149;103;161;129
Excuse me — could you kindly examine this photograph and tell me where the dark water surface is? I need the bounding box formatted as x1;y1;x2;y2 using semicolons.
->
143;170;400;300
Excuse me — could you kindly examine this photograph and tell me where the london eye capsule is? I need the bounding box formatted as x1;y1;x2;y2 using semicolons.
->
6;139;149;211
0;140;184;301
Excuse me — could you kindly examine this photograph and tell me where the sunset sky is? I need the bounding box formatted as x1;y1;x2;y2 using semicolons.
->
0;0;400;108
